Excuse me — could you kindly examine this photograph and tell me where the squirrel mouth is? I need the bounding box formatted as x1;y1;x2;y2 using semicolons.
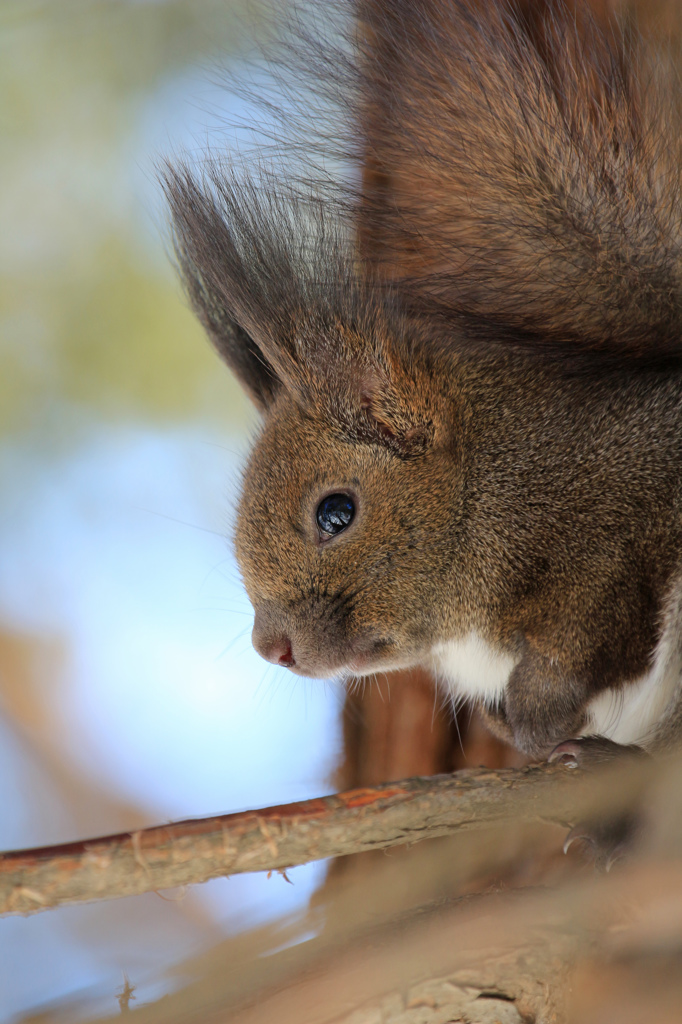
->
282;636;402;680
345;637;395;674
341;639;433;680
251;606;417;679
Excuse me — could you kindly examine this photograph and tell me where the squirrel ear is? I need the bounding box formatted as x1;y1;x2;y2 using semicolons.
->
163;165;287;412
355;362;433;457
210;322;280;413
180;260;281;411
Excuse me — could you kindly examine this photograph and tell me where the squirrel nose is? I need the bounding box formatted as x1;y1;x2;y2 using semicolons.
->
258;635;295;668
268;637;295;668
252;612;296;667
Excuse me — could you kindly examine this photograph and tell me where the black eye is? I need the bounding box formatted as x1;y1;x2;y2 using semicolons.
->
316;493;355;538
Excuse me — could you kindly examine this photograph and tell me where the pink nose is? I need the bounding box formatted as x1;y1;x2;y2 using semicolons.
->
254;631;295;668
252;606;298;668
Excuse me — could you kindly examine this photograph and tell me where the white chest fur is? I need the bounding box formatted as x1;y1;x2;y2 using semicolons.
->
584;672;664;746
431;629;679;749
430;589;682;750
585;631;682;748
584;579;682;748
430;633;518;706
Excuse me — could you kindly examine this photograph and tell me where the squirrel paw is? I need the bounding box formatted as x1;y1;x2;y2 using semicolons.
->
548;735;645;768
548;737;649;871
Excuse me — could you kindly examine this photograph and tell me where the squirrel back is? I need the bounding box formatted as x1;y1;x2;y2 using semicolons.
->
164;0;682;758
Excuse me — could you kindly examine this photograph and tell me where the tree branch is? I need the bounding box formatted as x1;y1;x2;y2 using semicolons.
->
0;762;649;916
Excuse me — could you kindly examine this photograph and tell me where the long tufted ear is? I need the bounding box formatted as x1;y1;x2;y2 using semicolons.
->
163;165;292;411
175;245;281;412
164;159;438;443
163;161;369;413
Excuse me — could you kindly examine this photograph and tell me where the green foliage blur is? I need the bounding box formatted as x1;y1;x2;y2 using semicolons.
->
0;0;261;444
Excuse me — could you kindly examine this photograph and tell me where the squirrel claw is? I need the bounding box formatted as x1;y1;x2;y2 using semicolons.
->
605;842;629;873
562;825;596;856
562;820;633;871
548;736;645;769
549;737;648;871
548;740;584;767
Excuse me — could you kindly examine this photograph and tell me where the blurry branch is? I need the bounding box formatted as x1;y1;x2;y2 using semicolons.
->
110;858;682;1024
0;761;655;916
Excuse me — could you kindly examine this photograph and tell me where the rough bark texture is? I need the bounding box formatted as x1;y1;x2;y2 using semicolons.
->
0;760;645;917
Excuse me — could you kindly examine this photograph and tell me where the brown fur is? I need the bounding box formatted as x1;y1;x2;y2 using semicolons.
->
357;0;682;359
163;0;682;758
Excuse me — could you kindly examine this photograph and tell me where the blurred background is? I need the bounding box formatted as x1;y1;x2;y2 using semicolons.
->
0;1;347;1018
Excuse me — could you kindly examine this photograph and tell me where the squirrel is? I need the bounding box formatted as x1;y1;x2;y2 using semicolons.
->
163;0;682;768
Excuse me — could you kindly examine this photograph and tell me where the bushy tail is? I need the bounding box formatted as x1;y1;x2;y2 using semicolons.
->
166;0;682;366
350;0;682;359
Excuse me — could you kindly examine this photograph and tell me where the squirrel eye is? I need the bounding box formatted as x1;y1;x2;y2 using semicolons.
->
316;493;355;538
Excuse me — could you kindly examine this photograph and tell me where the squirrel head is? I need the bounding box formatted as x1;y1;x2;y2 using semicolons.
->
164;168;464;677
235;333;463;678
